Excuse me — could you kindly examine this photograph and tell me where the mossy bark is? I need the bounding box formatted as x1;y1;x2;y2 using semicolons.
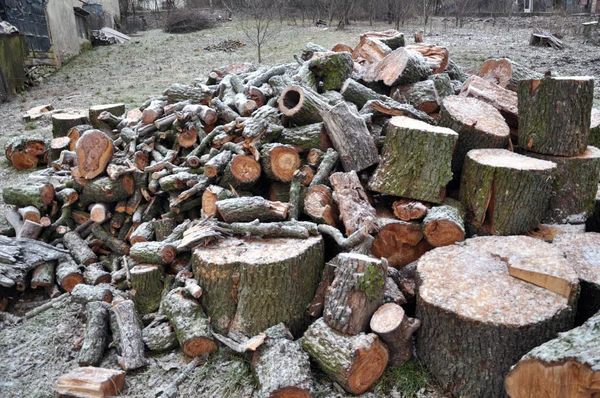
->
130;265;164;314
307;52;354;91
142;320;179;352
278;123;330;153
3;183;55;210
79;175;134;206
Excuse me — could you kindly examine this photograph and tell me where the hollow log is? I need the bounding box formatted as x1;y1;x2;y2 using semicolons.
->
370;303;420;366
330;171;377;235
216;196;289;223
130;265;164;314
109;299;148;370
416;236;577;398
362;47;430;86
52;113;89;138
78;301;110;366
278;85;328;125
422;198;466;247
460;75;519;129
478;58;543;92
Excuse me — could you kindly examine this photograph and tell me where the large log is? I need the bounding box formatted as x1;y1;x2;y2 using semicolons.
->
439;96;510;178
368;116;457;204
194;235;324;336
76;130;115;179
302;318;388;395
164;83;213;105
370;303;420;366
109;299;148;370
330;171;378;235
505;310;600;398
5;136;47;170
460;149;556;235
352;35;391;64
56;367;125;398
362;48;430;86
323;253;387;335
478;58;543;92
405;44;449;74
278;123;331;153
307;52;354;91
161;287;217;357
590;108;600;148
3;183;55;210
518;77;594;156
460;75;519;129
321;101;379;172
416;236;578;398
78;301;110;367
52;113;89;138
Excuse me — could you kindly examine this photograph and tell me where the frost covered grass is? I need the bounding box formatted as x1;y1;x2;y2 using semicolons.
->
374;359;433;397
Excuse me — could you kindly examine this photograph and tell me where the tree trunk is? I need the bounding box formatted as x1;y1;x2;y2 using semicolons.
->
63;231;98;265
307;52;354;91
362;47;430;86
460;75;519;129
56;367;125;398
278;85;329;125
323;253;387;335
330;171;378;235
216;196;289;223
518;77;594;156
89;103;125;133
78;301;110;366
505;310;600;398
478;58;543;92
422;198;466;247
3;183;55;210
130;265;164;314
302;318;388;395
460;149;557;235
52;113;90;138
303;184;340;226
368;116;457;204
416;236;577;398
194;235;324;336
405;44;449;74
260;143;300;183
109;299;148;370
161;288;217;357
370;303;420;366
340;78;385;109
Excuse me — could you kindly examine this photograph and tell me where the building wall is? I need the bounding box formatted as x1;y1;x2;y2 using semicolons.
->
45;0;80;66
73;0;121;28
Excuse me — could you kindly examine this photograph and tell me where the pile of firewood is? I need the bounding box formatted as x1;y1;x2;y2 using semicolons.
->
204;39;246;52
2;29;600;398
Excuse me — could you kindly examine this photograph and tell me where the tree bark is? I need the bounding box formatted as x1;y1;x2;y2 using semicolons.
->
416;236;577;398
590;108;600;148
204;150;232;178
89;103;125;133
279;123;331;153
216;196;289;223
130;241;176;265
422;198;466;247
3;183;55;210
79;175;135;206
340;78;386;109
330;171;378;235
71;284;113;304
130;265;164;314
52;113;89;138
56;256;84;292
303;184;340;226
142;319;179;352
31;261;55;288
63;231;98;265
307;52;354;91
78;301;110;366
405;44;449;74
370;303;420;366
129;221;155;245
164;83;213;105
110;299;148;370
278;85;328;125
84;263;111;285
478;58;543;92
310;148;338;187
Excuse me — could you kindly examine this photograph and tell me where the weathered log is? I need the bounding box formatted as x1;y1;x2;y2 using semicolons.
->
340;78;385;109
405;44;449;74
203;150;232;178
84;262;111;285
194;235;324;336
220;154;261;190
56;367;125;398
142;318;179;352
278;85;328;125
478;58;543;92
310;148;338;187
3;183;55;210
141;100;166;124
153;219;177;242
52;113;89;138
371;214;431;269
79;175;135;206
460;75;519;129
89;103;125;133
63;231;97;266
590;108;600;148
17;220;42;239
260;143;300;183
392;79;442;114
518;77;594;156
48;136;71;163
392;199;428;221
130;265;164;314
223;220;316;239
164;83;213;105
362;47;430;86
252;324;313;398
368;116;457;204
370;303;420;366
31;261;55;288
56;256;84;292
78;301;110;366
5;136;47;170
422;198;465;247
129;221;155;245
278;123;330;153
201;185;234;217
303;184;340;226
321;101;379;172
130;241;176;265
109;299;148;370
460;149;557;235
323;253;387;335
71;284;113;304
91;224;130;255
161;287;217;357
302;318;388;395
307;52;354;91
329;171;377;236
416;236;577;398
216;196;289;223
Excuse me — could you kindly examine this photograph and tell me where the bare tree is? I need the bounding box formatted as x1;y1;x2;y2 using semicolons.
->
231;0;279;63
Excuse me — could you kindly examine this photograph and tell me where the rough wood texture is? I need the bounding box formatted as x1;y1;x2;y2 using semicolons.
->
164;83;213;105
323;253;387;335
3;183;55;210
56;256;84;292
321;101;378;172
161;287;217;357
439;96;510;177
505;310;600;398
79;175;135;206
78;301;110;367
362;47;430;86
130;242;176;265
216;196;289;223
371;214;431;269
422;198;466;247
71;284;113;304
31;261;55;288
302;318;388;395
52;113;89;138
368;116;457;204
303;184;340;226
109;299;148;370
260;143;300;183
142;319;179;352
307;52;354;91
278;85;328;125
89;103;125;133
330;171;378;236
56;367;125;398
460;149;556;235
340;78;385;109
279;123;331;153
478;58;543;92
84;263;111;285
590;108;600;148
392;199;428;221
416;236;577;398
220;154;261;190
252;324;313;398
518;77;594;156
75;130;115;180
130;265;163;314
460;75;519;129
194;236;324;336
392;79;445;114
370;303;420;366
63;231;97;266
405;44;449;74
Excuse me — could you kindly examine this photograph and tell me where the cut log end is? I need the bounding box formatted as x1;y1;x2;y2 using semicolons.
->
270;387;312;398
183;337;218;357
347;338;389;394
62;274;85;293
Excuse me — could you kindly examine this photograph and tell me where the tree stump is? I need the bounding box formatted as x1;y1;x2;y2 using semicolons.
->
130;265;164;314
460;149;556;235
370;303;420;366
362;47;430;86
518;77;594;156
439;96;510;178
416;236;578;398
422;198;466;247
460;75;519;129
193;236;324;336
78;301;110;367
89;103;125;133
302;318;388;395
505;310;600;398
553;233;600;325
52;113;89;138
478;58;543;92
76;130;115;180
330;171;378;236
368;116;457;204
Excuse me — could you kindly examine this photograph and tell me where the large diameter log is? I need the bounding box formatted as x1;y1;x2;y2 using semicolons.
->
252;324;313;398
279;123;331;153
130;242;176;265
52;113;89;138
362;48;430;86
5;136;47;170
307;52;354;91
371;214;431;269
260;143;300;182
78;301;110;366
56;367;125;398
352;35;391;64
109;299;148;370
460;75;519;129
63;231;97;266
3;183;55;210
416;236;578;398
524;146;600;224
405;44;449;74
278;85;328;125
330;171;377;235
368;116;458;204
323;253;387;335
460;149;556;235
89;103;125;133
76;130;114;179
370;303;420;366
478;58;543;92
302;318;388;395
505;310;600;398
553;233;600;325
161;287;217;357
422;198;465;247
321;101;379;172
439;96;510;177
194;236;324;336
130;265;164;314
216;196;289;223
518;77;594;156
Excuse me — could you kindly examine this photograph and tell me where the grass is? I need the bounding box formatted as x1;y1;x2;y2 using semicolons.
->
374;360;432;397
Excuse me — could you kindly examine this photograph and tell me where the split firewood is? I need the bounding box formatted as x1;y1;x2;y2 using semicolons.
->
31;261;55;289
505;310;600;398
302;318;388;395
370;303;420;366
323;253;387;335
362;47;430;86
416;236;577;398
330;171;377;236
52;113;89;138
71;284;113;304
405;44;449;74
478;58;543;92
460;149;556;235
252;324;313;398
89;103;125;133
518;77;594;156
422;198;466;247
392;199;428;221
109;299;148;370
78;301;110;366
130;264;164;314
368;117;457;204
460;75;519;129
56;367;125;398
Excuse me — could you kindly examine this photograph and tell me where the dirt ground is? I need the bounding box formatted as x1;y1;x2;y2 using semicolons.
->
0;15;599;398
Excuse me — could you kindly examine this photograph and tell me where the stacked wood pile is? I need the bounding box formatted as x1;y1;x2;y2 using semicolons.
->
1;29;599;398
